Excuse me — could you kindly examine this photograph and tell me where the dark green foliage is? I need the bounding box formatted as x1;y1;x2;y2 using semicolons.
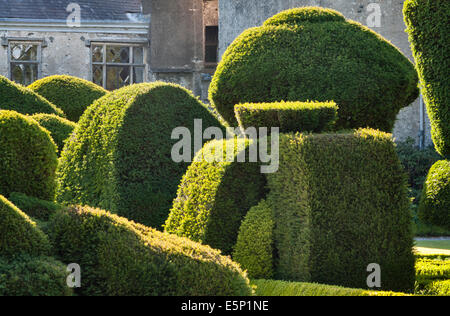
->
29;75;107;122
0;111;58;200
8;192;64;221
48;206;252;296
0;195;51;257
0;255;72;296
235;101;338;133
263;7;346;26
31;113;77;154
210;7;419;130
56;82;224;228
418;160;450;230
404;0;450;157
267;129;415;292
0;75;65;117
233;200;275;279
164;138;267;255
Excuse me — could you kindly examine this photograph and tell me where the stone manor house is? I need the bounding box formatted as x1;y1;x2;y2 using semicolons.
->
0;0;431;145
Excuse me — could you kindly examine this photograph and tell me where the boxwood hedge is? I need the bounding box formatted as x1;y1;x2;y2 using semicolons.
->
266;129;415;292
404;0;450;157
235;101;338;134
29;75;107;122
31;113;77;154
164;138;267;255
56;82;224;228
0;75;65;117
0;195;50;257
418;160;450;230
8;192;64;221
0;110;58;200
210;7;419;131
48;206;252;296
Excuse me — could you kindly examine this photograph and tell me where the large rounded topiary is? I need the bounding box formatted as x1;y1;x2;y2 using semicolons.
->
210;7;419;131
418;160;450;230
56;82;224;228
48;206;252;296
0;75;65;117
0;110;58;200
31;113;77;154
0;195;51;257
29;75;107;122
404;0;450;158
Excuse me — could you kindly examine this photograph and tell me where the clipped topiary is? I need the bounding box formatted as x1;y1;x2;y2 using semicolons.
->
48;206;252;296
0;75;65;117
266;129;415;292
29;75;107;122
418;160;450;230
233;199;275;279
8;192;64;221
56;82;224;228
0;255;73;296
235;101;338;133
164;138;267;255
31;113;77;154
404;0;450;157
0;195;51;257
210;7;419;131
0;110;58;200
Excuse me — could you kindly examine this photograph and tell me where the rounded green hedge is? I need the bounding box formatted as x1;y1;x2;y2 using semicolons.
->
233;199;275;279
31;113;77;154
29;75;107;122
56;82;224;228
0;110;58;200
210;7;419;131
418;160;450;230
0;255;72;296
48;206;252;296
8;192;64;221
0;195;51;257
0;75;65;117
164;138;267;255
404;0;450;158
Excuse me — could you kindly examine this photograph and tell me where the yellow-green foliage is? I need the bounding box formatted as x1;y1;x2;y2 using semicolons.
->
235;101;338;134
165;138;267;255
267;129;415;292
210;7;419;130
0;195;50;257
56;82;224;228
0;110;58;200
0;75;65;117
233;200;275;279
31;113;77;154
415;254;450;295
29;75;107;122
48;206;252;296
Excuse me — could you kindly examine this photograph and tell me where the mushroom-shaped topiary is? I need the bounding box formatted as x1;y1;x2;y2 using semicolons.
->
0;110;58;200
209;7;419;131
29;75;107;122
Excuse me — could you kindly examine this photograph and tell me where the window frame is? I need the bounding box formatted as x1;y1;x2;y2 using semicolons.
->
89;42;147;90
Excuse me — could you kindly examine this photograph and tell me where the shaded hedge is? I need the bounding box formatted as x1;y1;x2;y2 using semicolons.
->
210;7;419;131
235;101;338;134
56;82;224;228
0;75;65;117
404;0;450;157
48;206;252;296
0;195;50;257
233;199;275;279
0;111;58;200
0;255;72;296
266;129;415;292
31;113;77;154
8;192;64;221
164;138;267;255
418;160;450;230
29;75;107;122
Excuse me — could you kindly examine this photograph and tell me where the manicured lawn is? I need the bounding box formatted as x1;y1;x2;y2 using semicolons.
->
415;240;450;255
